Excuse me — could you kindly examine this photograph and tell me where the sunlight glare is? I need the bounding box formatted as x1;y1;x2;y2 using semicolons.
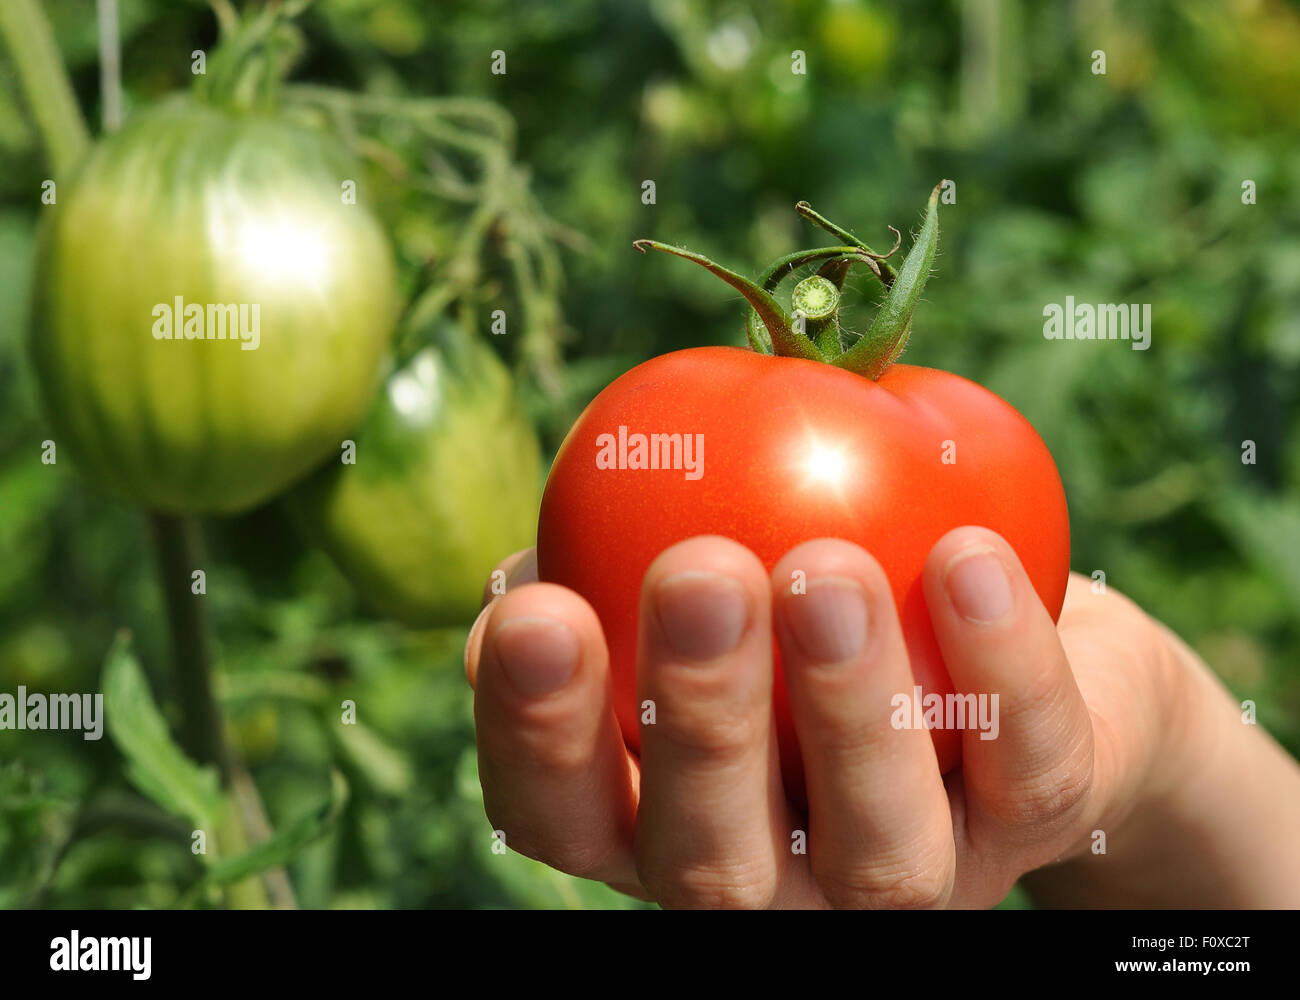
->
232;213;332;294
803;438;851;490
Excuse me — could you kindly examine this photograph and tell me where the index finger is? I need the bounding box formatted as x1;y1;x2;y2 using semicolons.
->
467;547;539;688
480;547;538;608
922;527;1095;844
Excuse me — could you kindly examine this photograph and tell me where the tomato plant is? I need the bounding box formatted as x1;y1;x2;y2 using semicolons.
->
28;96;399;515
537;187;1070;802
289;321;542;627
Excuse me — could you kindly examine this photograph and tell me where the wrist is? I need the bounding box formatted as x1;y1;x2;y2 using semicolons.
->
1140;625;1300;906
1025;625;1300;907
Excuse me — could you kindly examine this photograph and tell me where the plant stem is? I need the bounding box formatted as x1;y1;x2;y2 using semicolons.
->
148;513;227;774
209;0;240;38
229;762;299;908
148;512;298;909
0;0;91;177
214;799;267;909
96;0;122;132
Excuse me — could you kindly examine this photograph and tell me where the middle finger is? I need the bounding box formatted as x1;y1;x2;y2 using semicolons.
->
774;539;955;909
633;536;793;909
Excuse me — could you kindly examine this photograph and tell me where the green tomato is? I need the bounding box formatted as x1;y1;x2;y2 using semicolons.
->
288;326;542;627
29;97;399;514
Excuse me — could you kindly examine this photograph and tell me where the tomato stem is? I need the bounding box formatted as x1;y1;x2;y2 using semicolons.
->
791;274;841;355
148;512;297;909
196;2;305;113
636;184;945;380
633;239;825;361
744;245;873;353
148;513;227;775
291;84;572;404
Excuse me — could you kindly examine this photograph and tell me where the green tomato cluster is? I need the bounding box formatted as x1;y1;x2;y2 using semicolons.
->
29;97;541;625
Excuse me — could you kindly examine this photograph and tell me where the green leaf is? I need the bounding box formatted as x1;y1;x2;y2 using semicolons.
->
834;182;942;378
1208;491;1300;619
197;770;349;889
101;633;225;833
633;238;824;361
332;718;414;797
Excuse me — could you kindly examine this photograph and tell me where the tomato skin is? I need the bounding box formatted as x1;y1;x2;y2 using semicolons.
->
537;346;1070;802
28;98;398;514
288;331;542;627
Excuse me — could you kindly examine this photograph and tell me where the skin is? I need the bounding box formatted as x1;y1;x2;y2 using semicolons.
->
464;529;1300;908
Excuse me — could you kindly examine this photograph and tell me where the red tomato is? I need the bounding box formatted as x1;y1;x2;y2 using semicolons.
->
536;345;1069;804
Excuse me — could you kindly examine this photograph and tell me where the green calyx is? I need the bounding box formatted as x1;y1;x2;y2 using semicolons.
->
194;0;311;113
634;182;944;380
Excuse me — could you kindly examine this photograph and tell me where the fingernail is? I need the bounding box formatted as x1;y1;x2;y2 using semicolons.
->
654;572;749;660
944;547;1013;623
493;616;580;696
785;577;868;662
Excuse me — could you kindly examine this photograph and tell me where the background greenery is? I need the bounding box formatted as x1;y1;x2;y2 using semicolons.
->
1;0;1297;908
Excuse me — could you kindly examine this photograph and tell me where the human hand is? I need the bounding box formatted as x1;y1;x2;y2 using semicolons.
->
464;529;1300;908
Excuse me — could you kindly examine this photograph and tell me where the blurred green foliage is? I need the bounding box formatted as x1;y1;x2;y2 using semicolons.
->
1;0;1298;908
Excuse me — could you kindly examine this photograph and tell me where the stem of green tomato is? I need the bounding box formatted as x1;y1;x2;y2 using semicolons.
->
96;0;123;133
0;0;91;178
148;514;228;775
148;513;296;910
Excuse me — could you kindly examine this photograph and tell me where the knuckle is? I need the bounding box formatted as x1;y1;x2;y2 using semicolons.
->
480;701;591;775
652;699;760;764
996;752;1094;830
518;728;596;774
805;708;895;761
637;858;777;910
815;860;952;910
1001;671;1070;732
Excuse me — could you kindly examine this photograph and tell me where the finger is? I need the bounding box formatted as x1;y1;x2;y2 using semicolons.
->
479;548;538;607
1055;573;1180;818
473;581;640;885
633;536;792;909
466;548;539;688
773;539;954;909
923;527;1094;843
